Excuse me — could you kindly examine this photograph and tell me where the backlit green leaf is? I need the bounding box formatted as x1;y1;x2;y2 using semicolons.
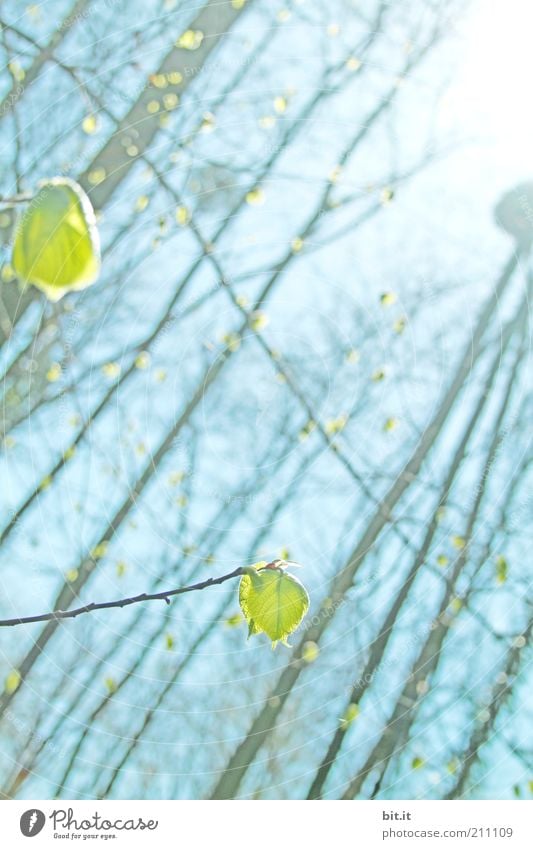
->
12;177;100;301
239;565;309;647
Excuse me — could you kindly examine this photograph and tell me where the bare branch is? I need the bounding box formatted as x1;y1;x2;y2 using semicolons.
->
0;567;244;628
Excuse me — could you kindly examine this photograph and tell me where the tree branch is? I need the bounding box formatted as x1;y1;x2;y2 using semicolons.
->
0;567;244;627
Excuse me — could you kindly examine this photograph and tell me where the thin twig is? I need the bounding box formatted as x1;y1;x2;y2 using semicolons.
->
0;567;244;627
0;193;32;204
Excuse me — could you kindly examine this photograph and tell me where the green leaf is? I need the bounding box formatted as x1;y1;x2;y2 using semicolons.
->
239;565;309;647
225;613;243;628
4;669;21;694
12;177;100;301
301;640;320;663
495;554;508;584
104;677;117;694
340;702;360;729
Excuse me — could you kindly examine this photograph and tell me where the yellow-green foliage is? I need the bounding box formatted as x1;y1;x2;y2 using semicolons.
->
12;177;100;301
239;564;309;647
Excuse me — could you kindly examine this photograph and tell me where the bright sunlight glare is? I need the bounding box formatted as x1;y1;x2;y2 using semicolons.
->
444;0;533;173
